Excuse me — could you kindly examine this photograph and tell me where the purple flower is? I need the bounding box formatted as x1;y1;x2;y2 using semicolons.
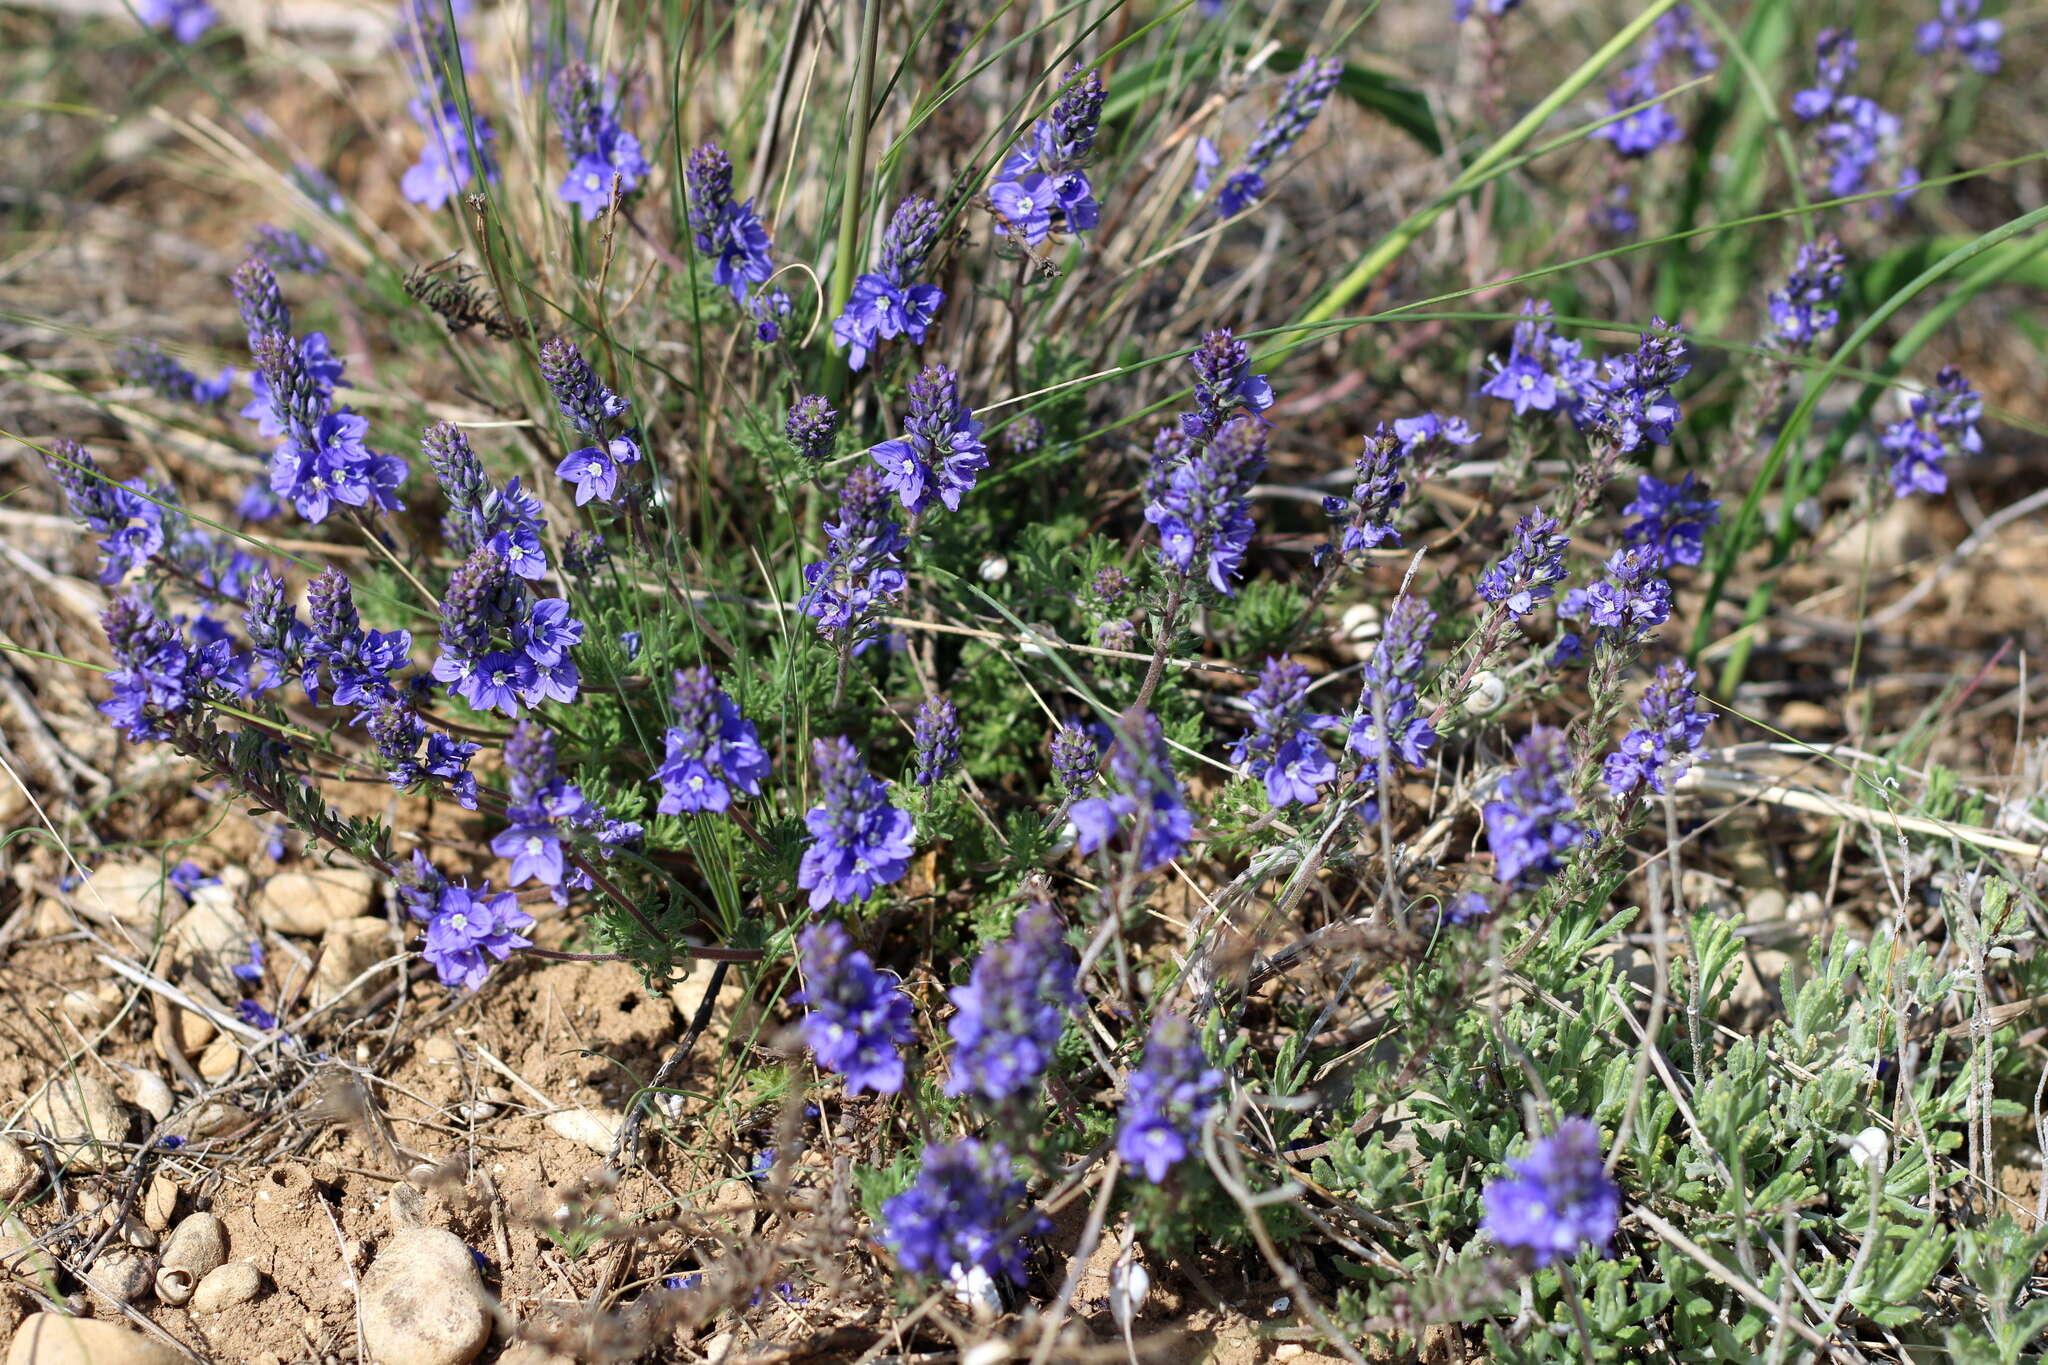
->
1480;1118;1621;1267
799;467;909;648
911;695;962;787
1621;472;1720;569
549;62;650;221
1792;31;1912;206
303;568;411;708
418;881;534;991
1069;709;1193;872
1477;510;1570;617
793;921;916;1095
538;337;628;438
1229;658;1338;807
1593;63;1682;158
118;342;234;405
797;736;916;910
1585;320;1689;452
1603;663;1711;796
1453;0;1521;22
426;422;548;566
1348;594;1438;774
1882;365;1981;498
249;225;326;275
1557;548;1672;647
555;437;640;506
1187;328;1274;438
1767;234;1846;349
945;900;1078;1104
402;100;498;209
1479;302;1602;422
1146;416;1265;595
41;441;175;585
1049;721;1102;795
869;365;989;515
988;173;1054;244
654;667;771;814
368;697;479;808
491;819;563;887
832;197;946;370
881;1139;1040;1283
685;144;775;307
1205;58;1343;218
1117;1013;1223;1182
1483;726;1585;890
1917;0;2002;75
136;0;217;43
98;594;239;742
991;68;1105;242
785;395;840;466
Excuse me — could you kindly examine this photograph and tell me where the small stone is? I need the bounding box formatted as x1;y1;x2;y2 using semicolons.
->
544;1109;621;1154
190;1261;264;1312
359;1227;491;1365
166;883;254;997
197;1035;241;1083
128;1071;176;1124
255;867;377;937
141;1174;179;1232
420;1035;459;1065
313;916;390;1009
1;1215;56;1284
84;1249;153;1306
27;899;71;938
117;1215;156;1250
1776;700;1833;732
5;1314;185;1365
169;1101;247;1140
0;1136;36;1204
58;989;117;1030
168;1010;216;1057
26;1074;129;1170
82;860;178;927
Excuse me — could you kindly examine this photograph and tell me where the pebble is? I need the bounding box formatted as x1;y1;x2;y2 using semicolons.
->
313;916;390;1008
141;1174;179;1232
26;1075;129;1170
156;1211;227;1305
82;860;179;927
197;1034;241;1083
358;1227;491;1365
84;1249;154;1306
544;1109;621;1154
1;1215;55;1283
191;1261;265;1312
128;1070;176;1125
166;884;253;996
256;866;377;937
0;1136;36;1204
5;1314;185;1365
58;987;120;1030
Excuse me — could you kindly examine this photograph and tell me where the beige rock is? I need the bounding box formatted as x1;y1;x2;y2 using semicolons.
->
197;1035;241;1083
81;860;178;927
1;1216;56;1285
141;1174;179;1232
166;1101;246;1141
256;866;377;937
58;987;120;1030
0;779;26;826
5;1314;185;1365
544;1109;621;1154
116;1215;155;1250
168;1010;215;1057
25;1074;129;1169
359;1227;491;1365
127;1071;175;1125
0;1135;36;1204
165;885;252;997
27;898;72;938
494;1346;574;1365
313;916;390;1009
190;1261;264;1312
84;1249;154;1305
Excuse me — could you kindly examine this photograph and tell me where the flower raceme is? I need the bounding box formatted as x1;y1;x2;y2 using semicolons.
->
869;365;990;517
1117;1013;1222;1182
944;900;1079;1105
1480;1118;1621;1268
1070;709;1192;872
1230;658;1339;808
685;144;775;308
881;1139;1039;1283
1197;57;1344;217
798;736;916;910
799;467;909;650
1883;365;1982;498
794;921;916;1096
654;667;771;815
1147;416;1265;595
833;196;946;371
549;61;649;222
1604;663;1711;797
910;696;962;787
989;67;1105;245
1483;726;1586;890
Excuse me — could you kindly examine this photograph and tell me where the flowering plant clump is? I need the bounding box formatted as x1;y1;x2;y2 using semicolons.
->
29;0;2042;1356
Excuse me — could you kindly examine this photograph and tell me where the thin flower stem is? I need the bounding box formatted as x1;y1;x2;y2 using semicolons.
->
1132;580;1185;714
